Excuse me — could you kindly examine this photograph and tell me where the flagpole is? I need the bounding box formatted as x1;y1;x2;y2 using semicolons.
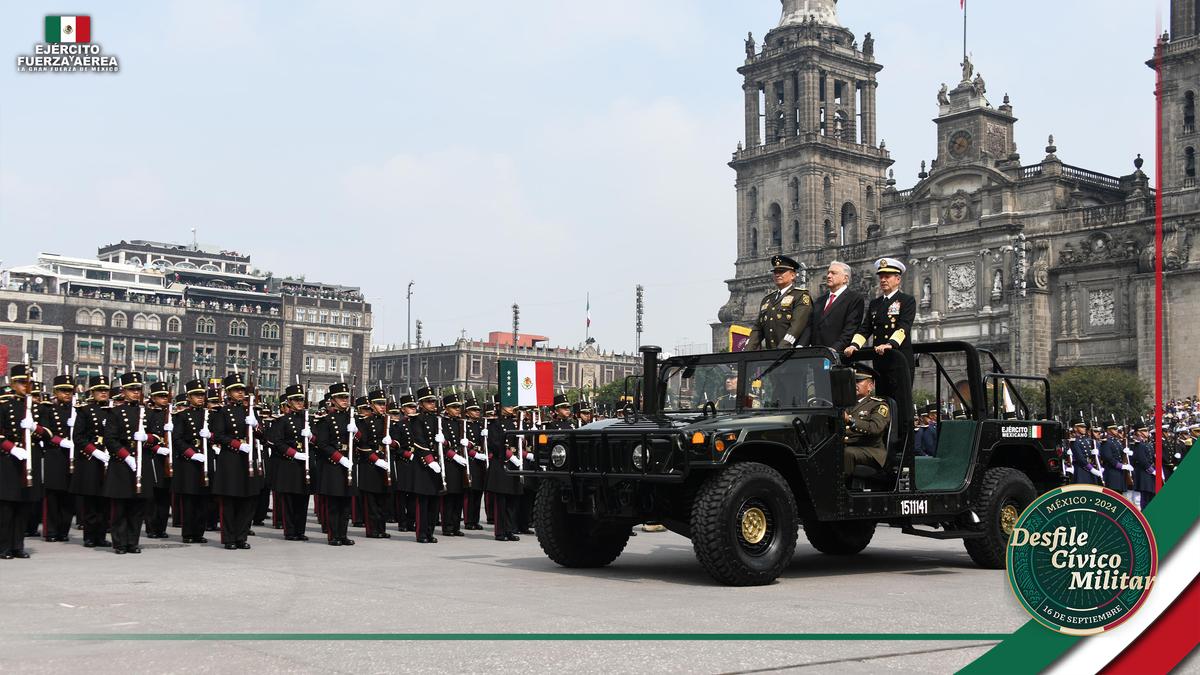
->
585;292;590;343
962;0;967;65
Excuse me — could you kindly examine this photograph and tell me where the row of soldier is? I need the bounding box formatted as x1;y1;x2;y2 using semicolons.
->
1061;418;1168;510
0;364;596;559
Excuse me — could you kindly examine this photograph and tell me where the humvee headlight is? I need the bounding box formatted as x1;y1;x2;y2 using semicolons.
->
690;432;706;445
714;439;726;452
631;444;645;470
551;444;567;468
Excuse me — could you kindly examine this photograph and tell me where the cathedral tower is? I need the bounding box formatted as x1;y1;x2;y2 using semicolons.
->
715;0;893;347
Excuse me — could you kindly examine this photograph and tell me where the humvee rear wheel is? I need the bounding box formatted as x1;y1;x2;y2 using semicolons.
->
803;519;876;555
533;481;631;568
963;467;1037;569
691;462;798;586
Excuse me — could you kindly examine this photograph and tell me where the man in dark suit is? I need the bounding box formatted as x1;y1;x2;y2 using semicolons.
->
808;261;865;354
844;257;917;439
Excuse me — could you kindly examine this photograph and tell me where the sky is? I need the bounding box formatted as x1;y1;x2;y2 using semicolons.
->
1;1;1161;355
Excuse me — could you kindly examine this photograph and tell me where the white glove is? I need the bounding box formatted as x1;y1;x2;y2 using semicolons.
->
1090;467;1103;477
199;429;212;439
124;456;137;472
435;433;446;445
293;452;309;462
473;451;488;462
134;430;149;442
92;449;111;464
453;454;468;467
374;459;389;470
300;427;312;439
459;438;470;448
157;447;171;456
20;417;35;430
163;422;174;432
191;453;207;463
347;419;358;434
1150;467;1157;476
382;435;393;446
245;416;258;428
428;461;441;474
481;427;489;437
339;456;352;470
509;454;522;468
1065;466;1075;474
11;446;30;462
59;438;74;449
1123;448;1134;456
1121;463;1133;471
1175;453;1183;459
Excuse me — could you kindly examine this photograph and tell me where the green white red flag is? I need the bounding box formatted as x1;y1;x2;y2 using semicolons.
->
498;360;554;407
45;16;91;43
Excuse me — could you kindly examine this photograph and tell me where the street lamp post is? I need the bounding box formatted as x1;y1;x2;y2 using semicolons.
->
406;281;414;394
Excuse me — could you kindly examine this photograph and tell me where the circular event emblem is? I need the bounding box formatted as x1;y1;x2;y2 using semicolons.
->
1007;485;1157;635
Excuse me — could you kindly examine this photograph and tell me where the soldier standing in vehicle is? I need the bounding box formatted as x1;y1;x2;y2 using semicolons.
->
842;366;890;475
746;255;813;350
844;257;917;436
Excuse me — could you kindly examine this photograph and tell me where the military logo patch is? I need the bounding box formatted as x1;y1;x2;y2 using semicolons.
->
760;302;769;311
877;404;888;418
802;294;811;305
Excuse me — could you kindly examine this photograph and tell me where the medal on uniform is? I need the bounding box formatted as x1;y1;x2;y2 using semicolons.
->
781;295;794;308
887;301;900;316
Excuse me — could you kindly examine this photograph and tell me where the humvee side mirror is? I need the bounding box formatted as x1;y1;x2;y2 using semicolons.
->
830;366;856;407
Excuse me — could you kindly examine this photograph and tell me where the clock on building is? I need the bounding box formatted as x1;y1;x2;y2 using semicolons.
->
948;130;973;159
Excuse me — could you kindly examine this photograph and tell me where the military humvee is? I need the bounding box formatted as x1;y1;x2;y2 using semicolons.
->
509;342;1064;586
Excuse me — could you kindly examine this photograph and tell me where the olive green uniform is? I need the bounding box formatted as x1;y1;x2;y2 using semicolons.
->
746;286;813;350
843;395;889;473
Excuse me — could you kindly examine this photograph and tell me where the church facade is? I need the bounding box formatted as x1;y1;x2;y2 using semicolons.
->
713;0;1199;399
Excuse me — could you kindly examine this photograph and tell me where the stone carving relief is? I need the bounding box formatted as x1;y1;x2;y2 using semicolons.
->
1088;289;1115;327
947;262;977;311
1032;239;1050;290
944;190;972;223
1059;231;1141;266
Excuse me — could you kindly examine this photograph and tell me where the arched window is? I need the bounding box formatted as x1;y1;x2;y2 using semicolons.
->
146;314;161;331
27;305;42;322
746;186;758;221
1186;91;1195;131
824;219;834;245
353;314;362;327
840;202;858;245
791;220;801;245
1186;146;1195;178
261;322;279;340
166;317;181;333
127;256;143;267
92;310;105;326
112;311;128;329
76;308;91;325
133;313;147;330
865;185;875;213
197;316;216;334
834;111;848;140
229;319;248;337
768;203;783;248
790;177;800;205
823;176;832;208
750;228;759;255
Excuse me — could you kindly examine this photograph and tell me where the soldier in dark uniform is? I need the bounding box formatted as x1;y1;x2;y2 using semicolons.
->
574;400;595;426
252;394;273;529
439;392;468;537
407;387;445;543
746;255;813;350
1069;420;1102;485
103;372;158;554
841;366;891;475
142;382;174;539
391;394;418;532
462;397;488;531
171;380;212;543
544;394;575;431
38;374;77;542
70;375;114;548
486;397;523;541
349;396;371;528
315;382;356;546
269;384;313;541
354;388;393;539
22;379;47;539
1130;423;1156;508
1099;422;1128;492
0;365;43;558
844;257;917;441
209;373;265;550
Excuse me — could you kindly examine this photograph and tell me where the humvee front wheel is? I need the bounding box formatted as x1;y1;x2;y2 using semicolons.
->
690;462;798;586
963;467;1037;569
803;519;876;555
533;481;631;568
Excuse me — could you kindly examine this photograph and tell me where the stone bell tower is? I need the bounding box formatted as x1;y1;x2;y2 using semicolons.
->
713;0;893;349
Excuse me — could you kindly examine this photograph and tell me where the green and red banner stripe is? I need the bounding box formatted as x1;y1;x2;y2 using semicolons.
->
44;15;91;44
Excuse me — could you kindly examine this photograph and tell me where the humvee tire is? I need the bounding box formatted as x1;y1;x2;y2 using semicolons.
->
803;519;876;555
690;462;799;586
963;467;1037;569
533;481;631;568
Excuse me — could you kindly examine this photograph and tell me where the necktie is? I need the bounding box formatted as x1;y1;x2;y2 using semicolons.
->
824;293;835;314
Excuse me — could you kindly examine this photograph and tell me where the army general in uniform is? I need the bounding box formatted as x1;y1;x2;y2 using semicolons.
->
745;255;813;350
842;366;891;475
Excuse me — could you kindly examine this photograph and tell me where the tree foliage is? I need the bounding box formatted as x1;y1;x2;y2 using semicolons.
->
1049;367;1150;424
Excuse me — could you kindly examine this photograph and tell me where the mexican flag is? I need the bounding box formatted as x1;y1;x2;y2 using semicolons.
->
499;360;553;407
45;16;91;44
